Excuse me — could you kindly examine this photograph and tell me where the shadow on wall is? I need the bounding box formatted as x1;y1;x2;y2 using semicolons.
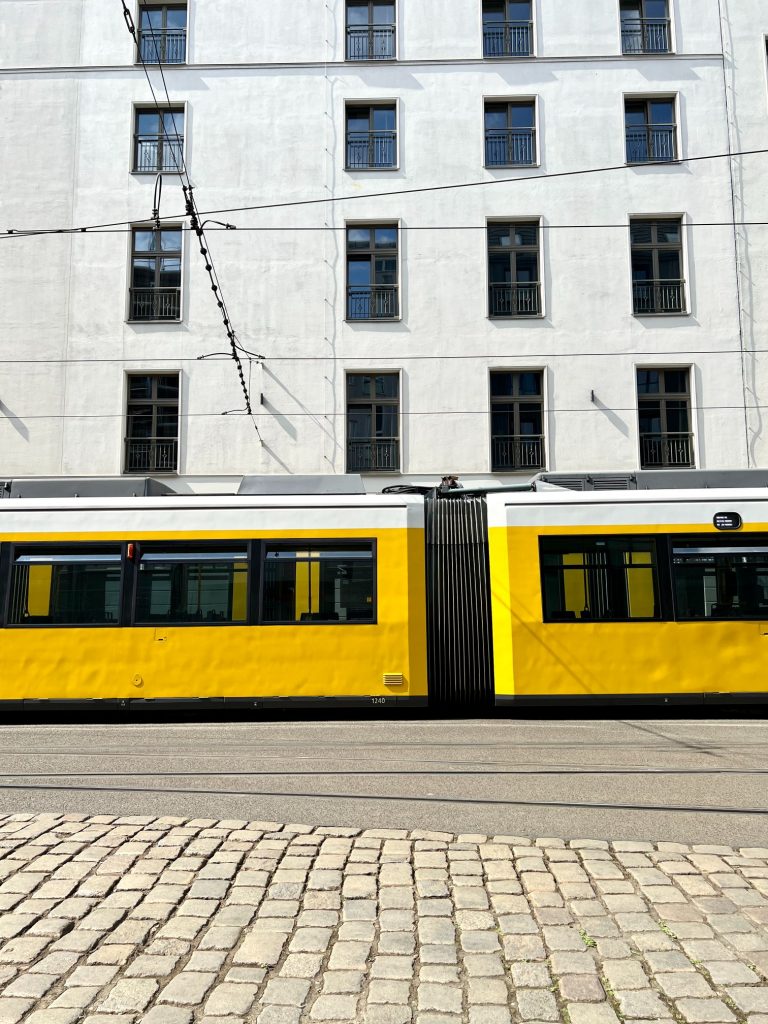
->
591;392;630;439
0;400;30;441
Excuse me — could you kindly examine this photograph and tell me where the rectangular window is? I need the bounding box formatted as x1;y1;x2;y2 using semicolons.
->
125;373;179;474
541;537;661;622
490;371;544;471
630;218;685;315
134;108;184;173
488;222;541;317
672;538;768;620
7;547;122;627
625;98;676;163
346;373;400;472
346;224;399;320
485;101;536;166
138;4;187;64
262;544;375;624
483;1;533;57
346;104;397;169
637;367;693;468
130;226;182;321
620;0;671;54
135;546;249;625
346;1;396;60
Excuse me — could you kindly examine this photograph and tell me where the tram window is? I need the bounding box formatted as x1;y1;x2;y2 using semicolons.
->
8;547;122;626
540;537;660;622
672;540;768;620
262;543;375;624
134;547;248;625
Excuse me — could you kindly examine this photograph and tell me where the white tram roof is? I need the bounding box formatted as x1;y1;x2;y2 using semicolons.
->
487;487;768;530
0;492;427;536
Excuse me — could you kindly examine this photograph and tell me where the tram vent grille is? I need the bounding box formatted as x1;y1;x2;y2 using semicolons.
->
544;476;588;491
592;475;633;490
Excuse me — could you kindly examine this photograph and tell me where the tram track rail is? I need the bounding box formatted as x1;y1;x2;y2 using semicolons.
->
0;779;764;818
0;719;765;844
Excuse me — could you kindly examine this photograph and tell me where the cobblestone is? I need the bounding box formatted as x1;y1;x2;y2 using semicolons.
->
0;815;765;1023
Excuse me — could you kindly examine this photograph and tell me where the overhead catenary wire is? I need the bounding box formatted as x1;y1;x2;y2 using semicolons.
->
4;345;768;364
3;404;768;421
5;220;768;238
120;0;261;434
3;143;768;240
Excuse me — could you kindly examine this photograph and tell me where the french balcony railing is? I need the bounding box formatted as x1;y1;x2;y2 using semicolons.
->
134;133;184;173
347;438;400;473
346;25;396;60
621;18;671;54
346;131;397;169
632;279;685;315
626;126;676;163
347;285;399;320
492;434;544;472
489;282;541;317
640;431;694;468
130;287;181;321
138;28;186;64
485;128;536;167
125;437;178;474
483;21;533;57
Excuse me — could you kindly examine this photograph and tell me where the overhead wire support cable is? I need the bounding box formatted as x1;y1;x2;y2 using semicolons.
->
4;145;768;240
120;0;262;438
6;220;768;238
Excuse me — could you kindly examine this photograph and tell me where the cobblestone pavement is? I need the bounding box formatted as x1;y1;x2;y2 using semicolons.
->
0;815;766;1024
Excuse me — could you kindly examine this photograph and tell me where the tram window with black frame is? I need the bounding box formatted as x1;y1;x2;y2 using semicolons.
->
540;536;661;622
261;543;376;624
6;546;124;627
133;545;249;625
671;537;768;620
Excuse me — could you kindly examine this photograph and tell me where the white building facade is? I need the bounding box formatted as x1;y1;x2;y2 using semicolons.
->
0;0;766;490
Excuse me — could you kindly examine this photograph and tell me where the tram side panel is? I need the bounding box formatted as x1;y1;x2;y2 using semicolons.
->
488;493;768;700
0;498;428;706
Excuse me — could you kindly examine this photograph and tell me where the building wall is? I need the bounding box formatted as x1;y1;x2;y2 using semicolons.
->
0;0;762;488
717;0;768;471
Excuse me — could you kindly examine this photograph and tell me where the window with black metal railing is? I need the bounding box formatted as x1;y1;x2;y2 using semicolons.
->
346;104;397;169
482;0;533;57
133;109;184;173
346;225;399;320
485;101;536;167
137;4;187;64
130;227;182;322
346;0;396;60
630;219;685;315
625;98;676;163
488;222;541;317
620;0;671;53
490;371;545;472
637;368;694;469
346;373;400;473
124;374;180;475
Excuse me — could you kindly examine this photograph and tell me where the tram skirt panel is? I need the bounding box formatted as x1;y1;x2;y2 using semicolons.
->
425;495;495;707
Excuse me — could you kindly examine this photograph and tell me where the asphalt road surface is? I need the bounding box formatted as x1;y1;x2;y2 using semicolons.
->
0;714;765;845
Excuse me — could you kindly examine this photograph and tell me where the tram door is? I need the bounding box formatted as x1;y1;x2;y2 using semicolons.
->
425;494;495;707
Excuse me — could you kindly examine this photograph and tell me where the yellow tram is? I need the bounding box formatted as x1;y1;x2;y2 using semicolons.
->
0;492;428;706
1;476;768;706
489;488;768;702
